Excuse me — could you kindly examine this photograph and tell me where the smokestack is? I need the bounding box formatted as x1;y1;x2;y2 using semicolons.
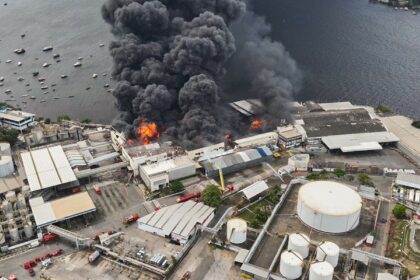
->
102;0;301;149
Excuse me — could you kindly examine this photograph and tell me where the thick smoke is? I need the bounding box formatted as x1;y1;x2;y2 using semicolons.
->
102;0;301;149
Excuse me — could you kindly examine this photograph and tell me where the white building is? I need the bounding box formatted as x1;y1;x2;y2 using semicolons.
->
277;126;303;148
0;110;35;131
122;142;169;176
137;200;214;245
139;156;196;191
395;172;420;190
288;154;310;172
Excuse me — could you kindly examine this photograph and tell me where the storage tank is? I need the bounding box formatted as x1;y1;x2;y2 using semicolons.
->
288;233;310;259
24;222;34;238
280;251;303;279
9;227;20;243
309;261;334;280
0;142;11;156
316;241;340;268
5;191;16;203
2;200;13;214
227;218;247;244
297;181;362;233
16;194;26;209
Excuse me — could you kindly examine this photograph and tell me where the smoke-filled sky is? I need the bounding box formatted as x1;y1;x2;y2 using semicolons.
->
102;0;301;149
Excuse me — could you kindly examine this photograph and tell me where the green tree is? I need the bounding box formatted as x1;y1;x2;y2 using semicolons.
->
334;168;346;177
412;120;420;129
0;127;20;146
44;118;51;124
57;114;70;122
201;185;222;208
306;173;321;180
358;173;373;186
375;104;392;114
169;180;184;193
266;187;281;204
255;207;269;223
81;118;91;124
392;204;406;219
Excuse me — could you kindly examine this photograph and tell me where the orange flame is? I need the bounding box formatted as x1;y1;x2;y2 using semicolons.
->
137;119;160;144
250;119;263;130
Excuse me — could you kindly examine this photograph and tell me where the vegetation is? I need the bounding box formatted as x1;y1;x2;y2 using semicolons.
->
333;168;346;177
201;185;222;208
306;170;329;180
44;118;51;124
57;114;71;122
346;174;355;181
169;180;185;193
392;204;406;219
266;186;281;204
81;118;92;124
375;104;393;114
357;172;374;186
0;127;20;146
412;120;420;129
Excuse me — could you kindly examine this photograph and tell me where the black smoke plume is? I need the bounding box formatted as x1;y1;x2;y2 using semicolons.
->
102;0;301;149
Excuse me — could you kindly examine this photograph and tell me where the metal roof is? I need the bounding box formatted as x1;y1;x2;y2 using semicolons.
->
29;192;96;227
0;110;35;122
322;132;399;151
141;156;195;176
21;145;77;192
396;173;420;189
377;273;398;280
242;181;269;200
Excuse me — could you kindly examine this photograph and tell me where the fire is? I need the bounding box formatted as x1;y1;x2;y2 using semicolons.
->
137;119;160;144
250;119;263;130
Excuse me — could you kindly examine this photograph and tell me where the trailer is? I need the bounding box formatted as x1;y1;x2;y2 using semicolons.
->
176;192;201;203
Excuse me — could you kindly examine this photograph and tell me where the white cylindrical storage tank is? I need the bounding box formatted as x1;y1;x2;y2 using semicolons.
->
2;200;13;214
316;241;340;268
16;194;26;209
0;142;11;156
309;261;334;280
24;222;34;238
9;227;20;243
288;233;310;259
297;181;362;233
227;218;247;244
280;251;303;279
5;191;16;203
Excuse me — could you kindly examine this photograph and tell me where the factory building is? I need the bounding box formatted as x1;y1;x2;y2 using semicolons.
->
277;126;304;148
200;146;273;178
29;192;96;228
139;156;196;191
137;200;214;245
296;107;399;152
0;110;35;131
297;181;362;233
23;123;83;147
288;154;310;172
395;172;420;190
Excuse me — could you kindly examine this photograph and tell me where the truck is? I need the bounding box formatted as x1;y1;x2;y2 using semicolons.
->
88;250;100;264
123;213;139;225
176;192;201;203
93;185;101;195
41;233;58;243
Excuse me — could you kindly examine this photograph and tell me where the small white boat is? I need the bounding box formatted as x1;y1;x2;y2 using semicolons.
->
41;86;48;90
5;89;12;94
29;96;36;100
77;57;83;61
6;59;12;63
17;61;22;66
0;77;4;82
73;61;82;67
92;73;98;78
43;46;53;52
22;94;29;97
17;77;24;81
42;62;50;67
99;43;105;47
60;74;68;78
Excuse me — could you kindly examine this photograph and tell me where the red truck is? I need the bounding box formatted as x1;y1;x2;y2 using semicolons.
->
176;192;201;203
123;213;139;224
93;185;101;195
42;233;58;243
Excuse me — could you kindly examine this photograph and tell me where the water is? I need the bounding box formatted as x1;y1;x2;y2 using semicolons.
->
252;0;420;119
0;0;419;122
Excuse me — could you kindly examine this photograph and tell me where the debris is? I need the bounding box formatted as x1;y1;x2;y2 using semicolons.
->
92;73;98;78
14;48;25;54
42;62;50;67
60;74;68;78
43;46;53;52
73;61;82;67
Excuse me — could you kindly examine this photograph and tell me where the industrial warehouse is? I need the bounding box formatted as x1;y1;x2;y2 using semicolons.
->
0;100;419;279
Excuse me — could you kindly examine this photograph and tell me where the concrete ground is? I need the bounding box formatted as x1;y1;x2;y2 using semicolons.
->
0;242;76;280
249;233;283;269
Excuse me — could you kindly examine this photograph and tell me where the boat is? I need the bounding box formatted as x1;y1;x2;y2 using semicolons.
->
43;92;49;94
14;48;25;54
53;53;60;58
6;59;12;63
404;7;409;10
99;43;105;47
41;86;48;90
104;84;110;88
5;89;12;94
29;96;36;99
60;74;68;79
17;61;22;66
40;100;46;103
68;95;75;98
43;46;53;52
22;101;27;104
17;77;24;81
0;83;3;87
73;61;82;67
92;73;98;78
42;62;50;68
0;77;4;82
22;94;29;97
38;77;46;82
77;57;83;61
53;97;60;100
33;71;39;77
413;11;417;15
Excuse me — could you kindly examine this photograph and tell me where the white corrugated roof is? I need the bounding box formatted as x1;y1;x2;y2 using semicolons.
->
242;181;269;200
340;142;383;153
322;132;399;150
21;146;77;192
396;173;420;189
